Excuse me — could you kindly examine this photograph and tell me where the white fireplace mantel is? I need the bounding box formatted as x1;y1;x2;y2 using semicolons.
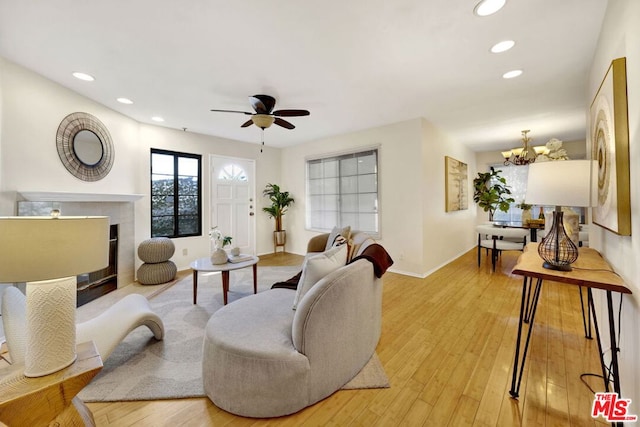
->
18;191;144;202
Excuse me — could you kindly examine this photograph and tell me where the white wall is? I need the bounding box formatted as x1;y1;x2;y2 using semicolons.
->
0;57;282;274
0;58;140;213
420;119;477;276
280;118;477;277
588;0;640;406
135;124;281;270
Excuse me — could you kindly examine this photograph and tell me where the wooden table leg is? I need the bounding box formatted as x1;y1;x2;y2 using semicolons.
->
222;271;230;305
192;270;198;304
252;263;258;294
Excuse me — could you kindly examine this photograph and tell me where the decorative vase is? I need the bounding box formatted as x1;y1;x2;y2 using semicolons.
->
521;209;532;225
211;248;228;265
538;211;578;271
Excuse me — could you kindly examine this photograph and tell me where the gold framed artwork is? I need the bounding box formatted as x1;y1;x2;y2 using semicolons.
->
590;57;631;236
445;156;468;212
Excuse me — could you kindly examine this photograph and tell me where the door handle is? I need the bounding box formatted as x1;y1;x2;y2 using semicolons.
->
249;212;254;216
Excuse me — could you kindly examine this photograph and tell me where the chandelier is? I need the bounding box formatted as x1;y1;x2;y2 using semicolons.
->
501;130;549;166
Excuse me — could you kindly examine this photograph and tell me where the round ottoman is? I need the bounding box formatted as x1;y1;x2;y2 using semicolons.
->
137;237;177;285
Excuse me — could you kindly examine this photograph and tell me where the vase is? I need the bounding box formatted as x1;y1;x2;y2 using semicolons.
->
211;248;228;265
521;209;532;225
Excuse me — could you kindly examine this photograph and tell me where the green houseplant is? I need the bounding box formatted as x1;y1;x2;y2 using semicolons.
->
473;167;515;221
262;183;295;252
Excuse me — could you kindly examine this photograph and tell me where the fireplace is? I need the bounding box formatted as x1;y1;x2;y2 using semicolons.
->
17;192;142;305
77;224;118;307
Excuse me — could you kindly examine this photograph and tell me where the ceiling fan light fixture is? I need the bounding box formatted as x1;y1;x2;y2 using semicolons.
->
252;114;275;129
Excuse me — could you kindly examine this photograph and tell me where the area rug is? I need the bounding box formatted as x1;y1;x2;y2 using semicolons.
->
79;266;389;402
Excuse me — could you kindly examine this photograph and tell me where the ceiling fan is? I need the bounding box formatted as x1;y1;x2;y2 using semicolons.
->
210;94;310;130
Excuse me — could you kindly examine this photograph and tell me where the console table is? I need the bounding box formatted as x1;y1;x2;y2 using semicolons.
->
509;244;631;420
0;341;103;426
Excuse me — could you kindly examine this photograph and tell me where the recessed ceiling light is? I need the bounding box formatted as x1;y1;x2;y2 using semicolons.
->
503;69;523;79
72;72;95;81
151;116;165;122
491;40;515;53
117;97;133;105
474;0;506;17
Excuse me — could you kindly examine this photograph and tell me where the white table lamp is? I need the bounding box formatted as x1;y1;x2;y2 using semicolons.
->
0;216;109;377
525;160;594;271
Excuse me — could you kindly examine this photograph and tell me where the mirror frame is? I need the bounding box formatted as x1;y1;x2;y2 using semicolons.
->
56;112;114;181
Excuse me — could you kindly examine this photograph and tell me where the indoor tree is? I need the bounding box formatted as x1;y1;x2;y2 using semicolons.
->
473;167;514;221
262;183;294;252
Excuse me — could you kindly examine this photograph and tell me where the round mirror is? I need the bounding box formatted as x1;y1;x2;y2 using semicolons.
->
73;130;103;166
56;112;114;181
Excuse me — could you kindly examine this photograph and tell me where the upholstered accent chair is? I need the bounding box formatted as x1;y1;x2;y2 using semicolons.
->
477;225;528;271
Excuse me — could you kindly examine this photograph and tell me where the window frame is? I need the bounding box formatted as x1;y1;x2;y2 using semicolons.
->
305;147;380;238
150;148;202;238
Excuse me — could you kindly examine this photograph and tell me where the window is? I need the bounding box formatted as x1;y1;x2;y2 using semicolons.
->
306;149;379;235
151;149;202;238
490;164;528;222
218;163;247;181
490;164;586;223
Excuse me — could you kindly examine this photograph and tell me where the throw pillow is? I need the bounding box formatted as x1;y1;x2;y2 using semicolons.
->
325;225;351;251
292;244;347;310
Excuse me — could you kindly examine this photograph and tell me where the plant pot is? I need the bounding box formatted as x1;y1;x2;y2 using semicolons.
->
210;248;228;265
521;209;532;225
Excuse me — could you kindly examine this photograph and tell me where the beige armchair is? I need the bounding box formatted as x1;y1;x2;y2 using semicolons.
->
477;225;528;271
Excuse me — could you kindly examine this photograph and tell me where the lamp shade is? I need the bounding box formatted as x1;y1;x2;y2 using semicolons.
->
0;216;109;377
0;216;109;282
525;160;595;207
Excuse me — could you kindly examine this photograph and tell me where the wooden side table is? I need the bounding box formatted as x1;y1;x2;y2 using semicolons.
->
0;341;103;426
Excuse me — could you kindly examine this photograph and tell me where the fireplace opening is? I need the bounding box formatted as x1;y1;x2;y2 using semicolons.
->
77;224;118;307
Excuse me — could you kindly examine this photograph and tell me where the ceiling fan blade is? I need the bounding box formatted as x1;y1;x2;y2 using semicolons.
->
273;109;310;117
274;117;295;130
250;95;276;114
210;109;253;115
240;119;253;128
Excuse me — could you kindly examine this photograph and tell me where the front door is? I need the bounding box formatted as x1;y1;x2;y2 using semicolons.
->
210;155;256;255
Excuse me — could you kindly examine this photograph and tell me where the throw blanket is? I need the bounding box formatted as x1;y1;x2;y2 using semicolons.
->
350;243;394;278
271;271;302;290
271;243;394;289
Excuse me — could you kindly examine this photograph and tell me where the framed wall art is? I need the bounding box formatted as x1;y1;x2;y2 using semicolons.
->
445;156;468;212
590;57;631;236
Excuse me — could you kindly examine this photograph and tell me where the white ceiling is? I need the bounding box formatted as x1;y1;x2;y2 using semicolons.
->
0;0;607;152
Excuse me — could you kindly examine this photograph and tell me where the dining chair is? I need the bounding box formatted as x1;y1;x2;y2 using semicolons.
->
477;225;529;271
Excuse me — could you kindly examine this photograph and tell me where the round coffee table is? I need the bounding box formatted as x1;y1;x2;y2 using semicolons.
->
190;256;259;305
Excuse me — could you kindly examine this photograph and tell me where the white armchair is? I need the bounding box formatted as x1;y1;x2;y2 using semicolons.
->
1;287;164;365
477;225;528;271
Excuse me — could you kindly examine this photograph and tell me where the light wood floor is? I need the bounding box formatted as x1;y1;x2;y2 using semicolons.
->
86;250;610;426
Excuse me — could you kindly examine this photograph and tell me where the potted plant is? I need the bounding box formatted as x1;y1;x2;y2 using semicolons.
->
473;167;515;221
262;183;295;252
516;200;533;224
209;226;232;264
